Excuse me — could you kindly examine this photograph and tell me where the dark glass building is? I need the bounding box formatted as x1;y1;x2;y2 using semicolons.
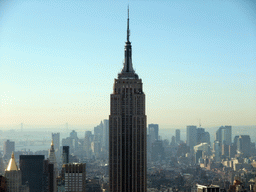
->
42;160;54;192
62;146;69;164
20;155;44;192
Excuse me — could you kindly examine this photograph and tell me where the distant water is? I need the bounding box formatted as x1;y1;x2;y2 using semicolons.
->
15;144;50;152
0;129;89;152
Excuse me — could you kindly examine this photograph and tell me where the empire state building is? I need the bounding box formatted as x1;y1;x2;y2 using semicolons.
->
109;9;147;192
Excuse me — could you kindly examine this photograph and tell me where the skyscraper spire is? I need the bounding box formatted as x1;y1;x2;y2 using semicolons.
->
110;7;147;190
119;6;138;79
127;5;130;42
49;140;56;163
48;140;58;192
6;152;18;171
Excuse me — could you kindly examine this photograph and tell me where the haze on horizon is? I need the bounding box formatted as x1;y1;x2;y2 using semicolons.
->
0;1;255;128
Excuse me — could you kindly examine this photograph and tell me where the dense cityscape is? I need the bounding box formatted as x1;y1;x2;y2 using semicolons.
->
1;1;255;192
1;124;256;191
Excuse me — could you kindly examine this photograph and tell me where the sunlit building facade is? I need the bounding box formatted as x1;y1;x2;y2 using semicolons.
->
5;152;21;192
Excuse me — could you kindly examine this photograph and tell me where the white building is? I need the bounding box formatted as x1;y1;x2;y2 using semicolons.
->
194;143;210;154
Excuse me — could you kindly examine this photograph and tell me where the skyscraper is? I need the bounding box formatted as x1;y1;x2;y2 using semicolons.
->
237;135;251;157
151;140;165;162
63;163;86;192
223;126;232;145
3;140;15;159
215;126;232;146
196;128;210;145
186;125;197;152
49;141;57;166
52;133;60;152
4;153;29;192
102;119;109;153
109;8;147;192
20;155;44;192
84;131;93;159
43;160;54;192
62;146;69;164
62;130;79;154
48;141;58;192
5;152;21;192
213;140;221;162
175;129;181;144
148;124;159;142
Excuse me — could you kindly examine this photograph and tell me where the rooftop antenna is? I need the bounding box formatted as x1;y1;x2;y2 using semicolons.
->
127;5;130;42
199;119;202;128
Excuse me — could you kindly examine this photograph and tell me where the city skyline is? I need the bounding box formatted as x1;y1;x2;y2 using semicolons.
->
0;1;255;128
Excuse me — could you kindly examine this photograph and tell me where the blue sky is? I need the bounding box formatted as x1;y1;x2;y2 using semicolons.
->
0;0;255;128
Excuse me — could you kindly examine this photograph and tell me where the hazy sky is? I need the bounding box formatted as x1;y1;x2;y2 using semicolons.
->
0;0;255;128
